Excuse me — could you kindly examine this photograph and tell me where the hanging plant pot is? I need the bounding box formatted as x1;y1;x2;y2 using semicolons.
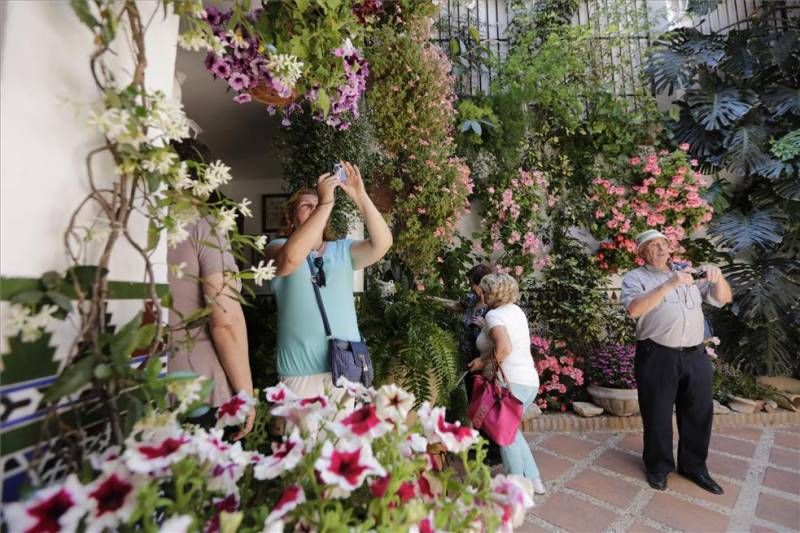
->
248;84;296;107
370;183;396;214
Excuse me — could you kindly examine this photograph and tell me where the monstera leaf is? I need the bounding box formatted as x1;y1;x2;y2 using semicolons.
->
708;208;787;254
736;317;800;376
702;179;731;214
670;105;724;159
770;29;799;69
723;124;772;176
720;29;757;79
773;176;800;200
723;257;800;324
755;157;797;180
644;29;701;95
763;85;800;118
687;85;755;131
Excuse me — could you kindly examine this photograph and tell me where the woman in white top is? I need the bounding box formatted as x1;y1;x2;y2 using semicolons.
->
468;273;545;494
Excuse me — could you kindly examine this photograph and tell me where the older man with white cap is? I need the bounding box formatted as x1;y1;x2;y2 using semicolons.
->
621;229;732;493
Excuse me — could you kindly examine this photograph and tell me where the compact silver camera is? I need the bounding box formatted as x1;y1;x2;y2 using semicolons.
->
332;162;347;183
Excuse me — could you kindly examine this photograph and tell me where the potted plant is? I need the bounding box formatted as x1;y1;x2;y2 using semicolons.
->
585;343;640;416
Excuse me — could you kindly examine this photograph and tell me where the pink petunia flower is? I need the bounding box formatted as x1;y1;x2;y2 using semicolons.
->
124;435;191;474
216;390;256;428
253;429;305;480
314;440;386;492
264;485;305;526
4;475;87;533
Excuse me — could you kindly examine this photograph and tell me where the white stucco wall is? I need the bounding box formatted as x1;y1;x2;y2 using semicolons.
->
0;0;180;282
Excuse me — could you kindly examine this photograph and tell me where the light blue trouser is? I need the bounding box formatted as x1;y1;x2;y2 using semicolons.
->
500;382;541;480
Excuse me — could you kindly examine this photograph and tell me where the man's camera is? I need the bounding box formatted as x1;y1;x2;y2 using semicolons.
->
691;270;707;280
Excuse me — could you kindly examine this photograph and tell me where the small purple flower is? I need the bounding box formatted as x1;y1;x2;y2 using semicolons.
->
233;93;252;104
228;72;251;91
211;60;232;79
203;6;227;27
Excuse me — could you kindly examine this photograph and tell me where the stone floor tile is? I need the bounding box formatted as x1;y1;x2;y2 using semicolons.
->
710;434;758;458
750;526;780;533
595;449;645;480
717;427;764;442
669;471;741;508
565;470;642;509
755;492;800;530
762;466;800;496
531;492;618;532
625;520;663;533
513;521;552;533
707;451;751;481
534;450;574;481
539;434;599;460
616;433;644;454
768;446;799;471
774;431;800;451
644;493;729;532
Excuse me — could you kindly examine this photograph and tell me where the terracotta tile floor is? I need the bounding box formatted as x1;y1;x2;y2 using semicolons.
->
516;424;800;532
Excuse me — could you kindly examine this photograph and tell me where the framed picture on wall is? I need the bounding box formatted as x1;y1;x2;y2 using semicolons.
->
262;193;289;233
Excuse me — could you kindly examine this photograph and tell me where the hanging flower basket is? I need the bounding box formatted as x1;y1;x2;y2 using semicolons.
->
248;83;295;107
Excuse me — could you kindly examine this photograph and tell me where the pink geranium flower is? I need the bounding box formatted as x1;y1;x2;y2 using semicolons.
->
216;390;256;428
4;475;86;533
314;440;386;492
253;428;305;480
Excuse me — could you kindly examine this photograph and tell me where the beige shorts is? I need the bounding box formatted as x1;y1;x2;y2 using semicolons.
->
279;373;353;435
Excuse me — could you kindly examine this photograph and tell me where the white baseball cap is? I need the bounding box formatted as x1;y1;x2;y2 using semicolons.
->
635;229;668;253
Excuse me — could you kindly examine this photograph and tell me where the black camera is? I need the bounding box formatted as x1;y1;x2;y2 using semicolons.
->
691;270;707;280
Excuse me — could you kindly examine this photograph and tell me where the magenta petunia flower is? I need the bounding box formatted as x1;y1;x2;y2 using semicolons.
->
314;440;386;492
264;383;298;405
491;474;535;529
206;494;239;533
253;428;305;480
233;93;252;104
264;484;305;526
4;474;86;533
210;60;232;80
227;72;251;91
85;470;139;533
216;390;256;428
418;402;478;453
331;404;389;441
124;435;191;474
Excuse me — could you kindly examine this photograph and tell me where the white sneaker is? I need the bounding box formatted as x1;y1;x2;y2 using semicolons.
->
532;478;546;495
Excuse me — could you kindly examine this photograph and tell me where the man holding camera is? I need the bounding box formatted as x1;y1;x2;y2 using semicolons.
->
621;230;732;494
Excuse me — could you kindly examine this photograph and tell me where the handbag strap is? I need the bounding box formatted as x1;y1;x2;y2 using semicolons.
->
490;350;511;385
307;256;333;340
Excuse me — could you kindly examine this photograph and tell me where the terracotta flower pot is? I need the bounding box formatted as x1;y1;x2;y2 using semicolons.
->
587;384;640;416
369;183;396;213
248;83;295;107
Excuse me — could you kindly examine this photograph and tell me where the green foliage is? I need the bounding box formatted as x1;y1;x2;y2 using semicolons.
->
712;358;778;403
242;295;280;391
456;99;500;148
646;7;800;374
278;110;382;237
359;273;461;409
522;235;635;354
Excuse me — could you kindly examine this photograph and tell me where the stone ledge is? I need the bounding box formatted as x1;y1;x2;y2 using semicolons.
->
521;409;800;433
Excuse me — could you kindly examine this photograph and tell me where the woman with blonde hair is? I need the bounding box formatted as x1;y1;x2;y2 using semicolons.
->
468;272;545;494
265;163;392;398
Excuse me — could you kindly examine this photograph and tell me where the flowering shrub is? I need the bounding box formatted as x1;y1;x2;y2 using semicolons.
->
589;147;714;272
6;379;535;532
531;337;585;412
585;344;637;389
477;169;552;277
367;3;473;278
183;1;371;129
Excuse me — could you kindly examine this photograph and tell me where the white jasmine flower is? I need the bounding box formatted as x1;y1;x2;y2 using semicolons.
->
177;31;208;52
4;304;58;343
250;259;277;286
169;262;187;280
84;224;112;243
3;304;32;339
268;54;304;88
204;161;232;188
215;207;238;234
149;92;190;142
88;107;132;140
142;150;178;175
173;162;193;190
191;180;214;198
167;220;190;248
238;198;253;218
254;235;267;252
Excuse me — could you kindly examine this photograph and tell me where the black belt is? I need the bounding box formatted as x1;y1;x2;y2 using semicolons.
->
639;339;702;352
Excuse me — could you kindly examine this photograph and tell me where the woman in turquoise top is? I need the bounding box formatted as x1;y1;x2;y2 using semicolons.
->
265;162;392;398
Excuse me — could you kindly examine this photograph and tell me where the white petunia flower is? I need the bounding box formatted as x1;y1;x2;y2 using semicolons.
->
250;259;277;286
375;383;415;424
4;475;87;533
159;514;193;533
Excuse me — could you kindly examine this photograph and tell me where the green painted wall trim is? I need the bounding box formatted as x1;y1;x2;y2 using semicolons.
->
0;277;168;301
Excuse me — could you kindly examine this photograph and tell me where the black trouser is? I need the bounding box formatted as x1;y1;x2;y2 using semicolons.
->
635;339;713;477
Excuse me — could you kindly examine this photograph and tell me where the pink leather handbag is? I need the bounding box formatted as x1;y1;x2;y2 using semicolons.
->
467;356;524;446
